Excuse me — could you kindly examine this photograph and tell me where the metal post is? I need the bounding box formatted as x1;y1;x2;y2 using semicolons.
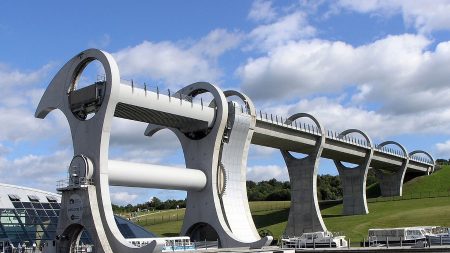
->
329;237;332;248
400;237;402;247
205;239;207;250
386;237;389;248
201;98;203;109
131;79;134;92
168;89;171;102
363;237;365;247
313;236;315;249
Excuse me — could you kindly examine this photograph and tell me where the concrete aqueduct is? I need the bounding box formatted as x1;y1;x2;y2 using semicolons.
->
35;49;435;253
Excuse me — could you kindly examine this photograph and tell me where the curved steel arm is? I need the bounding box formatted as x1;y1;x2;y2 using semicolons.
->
377;140;408;157
224;90;256;117
338;128;373;148
285;113;325;135
409;150;435;164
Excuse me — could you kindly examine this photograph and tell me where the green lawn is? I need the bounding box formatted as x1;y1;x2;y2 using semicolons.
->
140;197;450;246
128;166;450;245
403;165;450;195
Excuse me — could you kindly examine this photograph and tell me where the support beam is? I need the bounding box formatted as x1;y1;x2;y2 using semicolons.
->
374;141;409;197
281;113;326;235
145;86;271;249
334;129;373;215
108;160;207;191
375;168;406;197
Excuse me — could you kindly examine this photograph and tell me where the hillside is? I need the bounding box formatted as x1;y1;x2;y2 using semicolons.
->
132;166;450;245
402;165;450;195
141;197;450;245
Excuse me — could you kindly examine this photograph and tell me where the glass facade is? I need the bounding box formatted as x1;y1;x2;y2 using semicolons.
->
0;198;60;246
0;192;155;248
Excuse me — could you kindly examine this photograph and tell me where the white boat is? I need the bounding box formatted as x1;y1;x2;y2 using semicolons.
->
281;231;348;248
126;236;195;251
426;227;450;245
368;227;427;244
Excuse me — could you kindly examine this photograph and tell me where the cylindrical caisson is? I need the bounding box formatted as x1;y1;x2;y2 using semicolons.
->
108;160;207;191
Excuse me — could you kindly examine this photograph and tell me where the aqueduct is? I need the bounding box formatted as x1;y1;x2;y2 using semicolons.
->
35;49;435;253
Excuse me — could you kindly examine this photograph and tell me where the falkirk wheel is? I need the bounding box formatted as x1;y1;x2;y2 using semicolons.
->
35;49;435;253
35;49;272;253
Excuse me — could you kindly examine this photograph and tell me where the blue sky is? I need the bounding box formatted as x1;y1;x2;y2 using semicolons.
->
1;1;450;205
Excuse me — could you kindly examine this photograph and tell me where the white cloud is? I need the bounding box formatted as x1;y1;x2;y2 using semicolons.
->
0;144;10;156
335;0;450;33
113;29;241;87
109;118;183;165
238;34;450;117
260;95;450;143
191;29;243;59
436;140;450;158
247;164;288;182
0;150;71;193
88;33;111;49
111;191;139;205
248;0;277;22
249;145;277;159
248;11;316;50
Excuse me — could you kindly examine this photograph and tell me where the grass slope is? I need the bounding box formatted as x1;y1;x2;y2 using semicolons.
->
141;197;450;245
134;166;450;245
402;165;450;195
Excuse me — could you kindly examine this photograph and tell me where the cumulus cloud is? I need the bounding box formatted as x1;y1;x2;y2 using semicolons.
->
110;191;139;205
436;140;450;158
113;29;242;87
0;63;64;143
248;0;277;22
109;118;183;165
248;11;316;50
335;0;450;33
259;96;450;140
238;34;450;116
0;144;10;156
0;149;71;193
247;164;288;182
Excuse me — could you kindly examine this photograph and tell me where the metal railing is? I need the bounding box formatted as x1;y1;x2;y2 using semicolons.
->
367;190;450;203
103;74;433;166
56;177;94;190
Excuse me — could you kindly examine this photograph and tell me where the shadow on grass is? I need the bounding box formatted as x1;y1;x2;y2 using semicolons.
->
252;209;289;228
162;232;180;237
322;214;345;218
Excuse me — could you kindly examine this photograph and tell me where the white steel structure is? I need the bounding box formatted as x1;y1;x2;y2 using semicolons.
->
35;49;435;253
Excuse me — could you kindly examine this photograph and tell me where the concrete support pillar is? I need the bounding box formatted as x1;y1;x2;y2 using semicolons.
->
281;113;327;236
375;168;406;196
334;129;373;215
336;167;370;214
35;49;166;253
145;88;271;249
374;141;409;197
